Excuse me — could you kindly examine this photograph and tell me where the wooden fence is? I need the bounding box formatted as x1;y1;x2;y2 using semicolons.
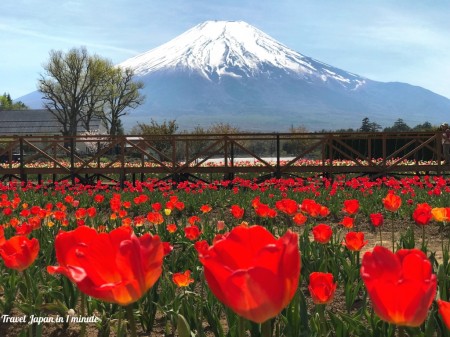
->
0;132;447;186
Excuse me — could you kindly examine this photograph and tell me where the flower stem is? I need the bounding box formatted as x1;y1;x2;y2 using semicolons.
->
391;219;395;251
261;319;272;337
317;304;327;336
23;269;38;337
79;293;86;337
126;304;137;337
238;316;246;337
117;307;123;337
379;226;383;246
421;226;426;251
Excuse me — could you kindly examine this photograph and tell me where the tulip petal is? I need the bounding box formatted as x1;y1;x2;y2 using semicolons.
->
225;267;286;323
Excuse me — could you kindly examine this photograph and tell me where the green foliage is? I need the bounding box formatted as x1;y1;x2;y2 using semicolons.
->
38;47;144;136
0;92;28;110
131;119;179;136
359;117;382;132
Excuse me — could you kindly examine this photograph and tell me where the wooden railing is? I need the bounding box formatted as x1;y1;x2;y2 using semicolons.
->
0;132;447;186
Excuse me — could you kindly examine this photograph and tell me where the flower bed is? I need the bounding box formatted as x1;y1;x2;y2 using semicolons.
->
1;175;450;336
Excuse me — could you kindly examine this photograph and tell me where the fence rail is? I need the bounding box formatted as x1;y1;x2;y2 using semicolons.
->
0;132;447;186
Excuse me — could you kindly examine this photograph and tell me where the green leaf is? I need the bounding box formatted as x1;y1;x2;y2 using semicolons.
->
177;313;192;337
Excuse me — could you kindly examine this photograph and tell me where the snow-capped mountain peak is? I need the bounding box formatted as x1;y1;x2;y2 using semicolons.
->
119;20;364;88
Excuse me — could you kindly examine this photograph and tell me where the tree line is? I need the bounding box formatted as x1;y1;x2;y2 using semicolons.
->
334;117;436;133
0;93;28;110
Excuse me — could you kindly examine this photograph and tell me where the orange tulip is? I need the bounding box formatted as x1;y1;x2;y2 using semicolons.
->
361;246;436;327
293;213;307;226
431;207;450;222
48;226;163;306
172;270;194;287
382;192;402;212
200;204;212;213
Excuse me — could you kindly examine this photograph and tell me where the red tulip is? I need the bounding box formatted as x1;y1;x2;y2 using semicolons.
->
343;232;367;251
255;203;277;218
369;213;384;227
184;225;201;241
162;242;173;256
342;199;359;215
230;205;245;219
361;246;436;327
146;211;164;225
437;299;450;330
340;216;354;229
312;224;333;244
47;226;163;306
188;215;201;225
0;226;4;246
300;199;322;217
382;192;402;212
0;235;39;271
308;272;337;305
198;225;300;323
275;198;298;215
412;203;432;226
293;213;307;226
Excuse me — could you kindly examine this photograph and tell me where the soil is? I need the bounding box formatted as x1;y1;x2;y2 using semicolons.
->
0;220;446;337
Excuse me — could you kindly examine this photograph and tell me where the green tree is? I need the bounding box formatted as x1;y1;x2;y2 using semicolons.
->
38;47;144;136
100;67;144;136
131;119;178;136
131;119;178;156
282;125;314;156
359;117;381;132
0;92;28;110
412;121;435;131
384;118;411;132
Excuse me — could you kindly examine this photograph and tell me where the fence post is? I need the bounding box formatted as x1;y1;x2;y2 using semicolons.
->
19;137;26;183
120;136;125;189
276;134;281;178
70;137;75;185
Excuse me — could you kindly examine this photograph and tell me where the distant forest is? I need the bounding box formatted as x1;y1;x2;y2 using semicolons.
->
132;117;439;137
329;117;437;133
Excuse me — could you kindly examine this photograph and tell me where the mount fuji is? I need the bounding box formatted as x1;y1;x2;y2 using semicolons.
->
19;20;450;131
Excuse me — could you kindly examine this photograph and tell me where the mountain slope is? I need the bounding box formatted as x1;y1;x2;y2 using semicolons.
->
18;20;450;131
119;20;366;90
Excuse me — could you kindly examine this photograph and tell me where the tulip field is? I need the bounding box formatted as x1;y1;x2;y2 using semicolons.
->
1;174;450;337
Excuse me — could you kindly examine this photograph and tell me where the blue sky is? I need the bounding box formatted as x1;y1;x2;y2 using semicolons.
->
2;0;450;100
